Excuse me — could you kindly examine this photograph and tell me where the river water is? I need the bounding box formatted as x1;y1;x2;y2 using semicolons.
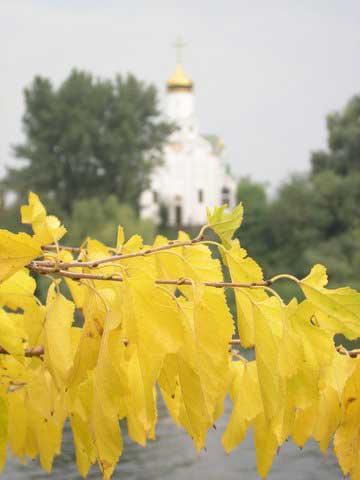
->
3;398;343;480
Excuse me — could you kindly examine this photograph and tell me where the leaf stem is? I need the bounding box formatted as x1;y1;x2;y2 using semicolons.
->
270;273;299;284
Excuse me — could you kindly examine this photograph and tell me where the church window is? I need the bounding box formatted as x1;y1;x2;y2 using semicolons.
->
221;187;230;206
175;205;182;226
198;189;204;203
153;191;158;203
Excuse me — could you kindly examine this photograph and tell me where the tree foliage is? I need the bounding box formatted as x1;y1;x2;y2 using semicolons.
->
0;193;360;479
311;94;360;176
4;70;173;213
235;94;360;294
65;195;155;247
236;173;360;293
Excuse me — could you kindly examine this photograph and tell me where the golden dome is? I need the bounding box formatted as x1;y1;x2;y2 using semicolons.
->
167;63;193;92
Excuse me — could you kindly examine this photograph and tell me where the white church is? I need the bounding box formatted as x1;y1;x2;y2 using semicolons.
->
140;49;236;227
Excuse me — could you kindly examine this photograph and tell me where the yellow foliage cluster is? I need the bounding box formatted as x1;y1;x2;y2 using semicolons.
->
0;193;360;478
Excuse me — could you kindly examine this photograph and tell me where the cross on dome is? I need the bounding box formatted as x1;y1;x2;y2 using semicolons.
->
167;36;193;92
174;36;186;64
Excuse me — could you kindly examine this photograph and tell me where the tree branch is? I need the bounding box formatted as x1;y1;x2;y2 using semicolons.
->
28;263;273;289
0;345;44;357
42;244;83;253
1;342;359;358
32;234;205;270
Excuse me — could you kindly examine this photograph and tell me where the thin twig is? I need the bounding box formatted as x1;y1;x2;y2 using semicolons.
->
336;345;360;358
42;244;83;253
0;345;44;357
32;266;124;282
1;341;359;358
28;263;273;289
32;235;205;270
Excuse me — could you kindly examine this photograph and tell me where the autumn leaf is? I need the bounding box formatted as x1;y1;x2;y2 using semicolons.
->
21;192;66;245
0;230;41;282
206;202;243;248
300;264;360;339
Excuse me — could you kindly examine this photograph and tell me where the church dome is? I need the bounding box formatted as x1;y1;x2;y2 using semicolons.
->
167;63;193;92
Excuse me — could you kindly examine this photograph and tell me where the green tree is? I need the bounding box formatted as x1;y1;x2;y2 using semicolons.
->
235;177;272;269
65;195;156;246
268;174;323;277
311;95;360;175
268;171;360;287
4;70;173;213
303;171;360;289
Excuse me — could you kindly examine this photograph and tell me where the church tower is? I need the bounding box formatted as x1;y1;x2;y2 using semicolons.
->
140;42;236;227
166;50;198;140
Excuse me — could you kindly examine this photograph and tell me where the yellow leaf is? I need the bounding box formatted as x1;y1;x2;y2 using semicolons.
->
93;310;128;406
254;297;283;423
67;299;102;389
0;397;7;473
0;230;41;282
21;192;66;245
302;263;328;288
285;300;334;410
68;377;96;476
334;360;360;478
206;202;243;248
313;385;341;454
123;275;184;444
226;240;268;347
291;402;318;448
0;308;25;358
59;251;86;309
69;412;95;478
300;264;360;340
254;412;278;479
44;284;75;386
160;287;234;451
23;300;46;349
89;371;123;480
123;234;143;252
322;353;356;398
123;349;157;446
8;389;27;461
222;361;262;453
25;369;66;472
116;226;125;251
153;231;223;299
0;268;36;311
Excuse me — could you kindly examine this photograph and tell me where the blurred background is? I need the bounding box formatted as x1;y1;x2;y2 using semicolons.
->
1;0;360;478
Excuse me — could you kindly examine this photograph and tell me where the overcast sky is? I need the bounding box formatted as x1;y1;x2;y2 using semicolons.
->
1;0;360;190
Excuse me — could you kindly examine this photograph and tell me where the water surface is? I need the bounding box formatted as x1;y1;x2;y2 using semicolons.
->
3;399;343;479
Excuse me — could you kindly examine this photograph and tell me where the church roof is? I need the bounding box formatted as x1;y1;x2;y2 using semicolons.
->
203;134;225;155
167;63;193;92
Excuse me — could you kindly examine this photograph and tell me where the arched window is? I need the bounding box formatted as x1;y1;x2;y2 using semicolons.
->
175;205;182;226
221;187;230;206
198;189;203;203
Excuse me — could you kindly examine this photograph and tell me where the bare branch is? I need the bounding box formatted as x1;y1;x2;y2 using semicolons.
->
28;263;272;289
42;244;83;253
1;342;358;358
32;235;205;270
0;345;44;358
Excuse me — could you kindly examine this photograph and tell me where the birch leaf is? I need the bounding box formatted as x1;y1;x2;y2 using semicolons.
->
44;284;75;386
206;203;243;248
226;240;268;347
300;264;360;339
21;192;66;245
0;230;41;282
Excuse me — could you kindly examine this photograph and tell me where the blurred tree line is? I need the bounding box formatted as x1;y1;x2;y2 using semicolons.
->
0;69;171;245
1;69;360;296
237;94;360;293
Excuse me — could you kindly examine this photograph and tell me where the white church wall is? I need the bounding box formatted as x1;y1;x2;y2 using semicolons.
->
139;60;237;227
